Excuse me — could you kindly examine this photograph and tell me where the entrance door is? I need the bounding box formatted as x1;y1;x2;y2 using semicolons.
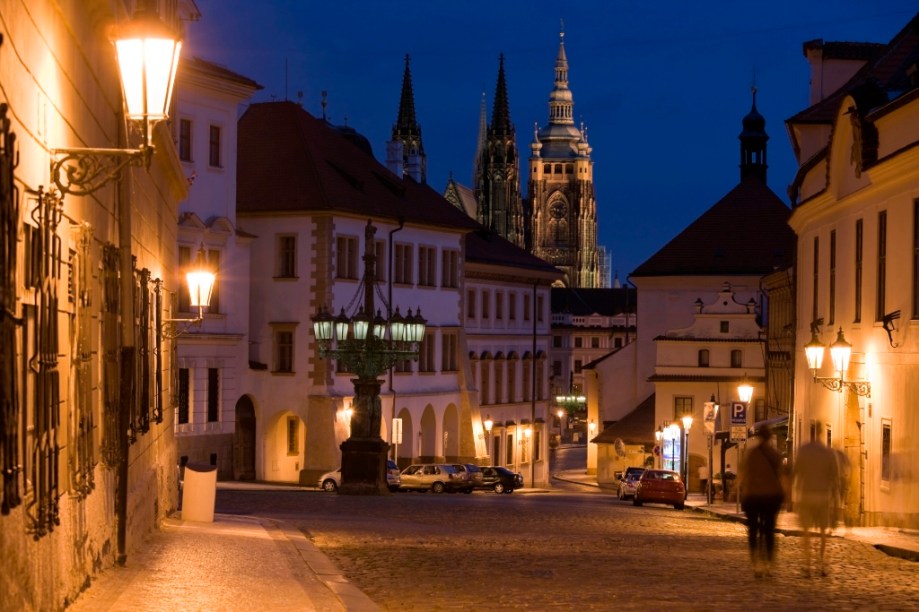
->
234;396;256;480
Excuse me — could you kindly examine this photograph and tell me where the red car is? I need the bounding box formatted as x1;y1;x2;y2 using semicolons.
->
633;469;686;510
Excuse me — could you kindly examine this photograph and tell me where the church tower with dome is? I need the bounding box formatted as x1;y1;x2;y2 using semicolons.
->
527;30;598;288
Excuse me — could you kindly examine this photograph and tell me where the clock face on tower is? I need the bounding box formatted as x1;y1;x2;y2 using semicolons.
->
550;201;567;219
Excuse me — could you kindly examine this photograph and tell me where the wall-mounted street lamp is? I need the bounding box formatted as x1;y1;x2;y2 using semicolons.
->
156;246;215;339
483;416;493;457
51;1;182;196
655;427;663;469
805;326;871;397
312;220;426;494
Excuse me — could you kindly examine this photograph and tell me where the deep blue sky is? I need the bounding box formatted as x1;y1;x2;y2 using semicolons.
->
187;1;916;278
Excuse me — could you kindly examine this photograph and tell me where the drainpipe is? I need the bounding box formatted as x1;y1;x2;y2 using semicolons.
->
531;281;537;488
387;217;405;461
116;118;133;567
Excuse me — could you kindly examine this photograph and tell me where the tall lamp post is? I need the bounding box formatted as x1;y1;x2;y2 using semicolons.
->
736;379;754;511
681;414;693;488
313;220;426;495
703;395;719;504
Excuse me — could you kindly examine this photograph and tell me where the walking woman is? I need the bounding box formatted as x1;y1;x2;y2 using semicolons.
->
738;425;786;578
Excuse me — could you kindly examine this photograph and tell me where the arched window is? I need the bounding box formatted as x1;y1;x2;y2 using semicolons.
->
698;349;710;367
731;349;743;368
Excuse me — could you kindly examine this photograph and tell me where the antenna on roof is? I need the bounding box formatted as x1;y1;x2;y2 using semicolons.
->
321;91;328;121
285;57;288;101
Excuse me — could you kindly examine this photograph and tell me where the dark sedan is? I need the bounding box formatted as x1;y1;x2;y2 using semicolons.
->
477;466;524;494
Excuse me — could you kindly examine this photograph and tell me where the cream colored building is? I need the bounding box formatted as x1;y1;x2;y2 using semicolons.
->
787;17;919;528
0;1;195;608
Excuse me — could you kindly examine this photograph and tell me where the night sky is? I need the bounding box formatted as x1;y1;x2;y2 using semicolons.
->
186;1;916;278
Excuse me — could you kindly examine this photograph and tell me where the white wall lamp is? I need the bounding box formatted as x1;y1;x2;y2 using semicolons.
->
804;325;871;397
50;1;181;196
158;246;215;339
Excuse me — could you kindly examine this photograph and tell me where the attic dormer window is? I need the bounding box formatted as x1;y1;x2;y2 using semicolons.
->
720;321;729;333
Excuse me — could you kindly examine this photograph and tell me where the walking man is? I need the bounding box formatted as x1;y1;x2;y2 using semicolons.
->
739;425;786;578
793;434;840;577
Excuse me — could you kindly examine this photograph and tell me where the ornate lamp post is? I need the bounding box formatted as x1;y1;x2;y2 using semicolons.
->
681;414;693;487
313;220;426;495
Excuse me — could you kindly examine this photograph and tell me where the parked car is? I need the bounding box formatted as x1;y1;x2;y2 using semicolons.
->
318;468;341;492
477;466;524;494
318;460;401;493
633;469;686;509
399;464;469;493
451;464;484;492
386;460;401;492
616;467;645;500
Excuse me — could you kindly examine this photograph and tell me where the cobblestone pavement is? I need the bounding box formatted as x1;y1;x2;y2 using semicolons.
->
217;488;919;611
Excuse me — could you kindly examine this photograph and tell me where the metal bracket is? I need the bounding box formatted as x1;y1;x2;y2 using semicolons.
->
50;146;151;197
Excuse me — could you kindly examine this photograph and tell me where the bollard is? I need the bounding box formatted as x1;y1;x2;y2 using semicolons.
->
181;463;217;522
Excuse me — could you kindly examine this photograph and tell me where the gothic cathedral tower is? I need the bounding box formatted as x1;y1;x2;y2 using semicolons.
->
475;55;525;247
528;31;598;288
390;54;426;183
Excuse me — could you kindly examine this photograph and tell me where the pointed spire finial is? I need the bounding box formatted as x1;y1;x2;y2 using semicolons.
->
560;18;565;40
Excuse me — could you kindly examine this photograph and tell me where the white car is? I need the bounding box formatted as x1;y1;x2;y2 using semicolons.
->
318;461;401;492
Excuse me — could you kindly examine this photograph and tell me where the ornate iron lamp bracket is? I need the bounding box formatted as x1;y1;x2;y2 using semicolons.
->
50;146;151;197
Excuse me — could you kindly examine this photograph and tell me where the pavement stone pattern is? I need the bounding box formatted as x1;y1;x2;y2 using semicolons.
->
217;487;919;611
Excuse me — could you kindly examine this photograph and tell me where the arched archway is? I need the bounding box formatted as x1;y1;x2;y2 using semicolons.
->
233;395;256;480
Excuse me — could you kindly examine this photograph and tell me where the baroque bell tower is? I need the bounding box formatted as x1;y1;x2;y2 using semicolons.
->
527;29;598;287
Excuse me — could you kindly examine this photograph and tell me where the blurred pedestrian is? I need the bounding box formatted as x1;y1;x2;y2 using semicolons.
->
698;464;709;497
738;425;786;578
793;435;840;577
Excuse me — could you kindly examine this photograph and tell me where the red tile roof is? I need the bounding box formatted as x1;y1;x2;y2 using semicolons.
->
631;177;794;277
237;101;480;232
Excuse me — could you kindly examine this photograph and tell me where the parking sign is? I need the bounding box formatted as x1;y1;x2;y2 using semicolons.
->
730;401;747;425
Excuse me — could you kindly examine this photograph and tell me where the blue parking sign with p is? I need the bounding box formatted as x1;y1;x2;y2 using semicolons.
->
730;401;746;424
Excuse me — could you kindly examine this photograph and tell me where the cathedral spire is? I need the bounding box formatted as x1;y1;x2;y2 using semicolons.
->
548;28;574;126
491;54;513;135
391;54;426;183
739;85;768;183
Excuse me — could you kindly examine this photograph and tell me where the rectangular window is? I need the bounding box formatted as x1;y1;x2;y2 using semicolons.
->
881;421;891;482
275;330;294;373
441;249;459;288
855;219;863;322
206;249;220;314
537;295;544;322
523;360;532;402
178;368;190;424
466;289;476;319
507;361;516;403
441;332;457;372
480;362;490;405
674;396;692;419
375;240;386;282
591;337;600;348
506;434;513;465
877;210;887;322
509;293;516;321
553;335;562;348
287;417;299;455
829;230;836;325
394;243;413;284
698;349;710;367
419;333;436;373
534;429;541;463
574;360;582;374
914;200;919;319
574;337;583;348
179;118;192;161
207;368;219;422
614;338;623;348
277;235;296;278
524;294;531;322
481;291;490;320
720;321;729;333
493;361;503;404
208;124;221;167
418;246;437;287
552;360;562;377
812;236;819;325
336;236;358;280
496;292;504;320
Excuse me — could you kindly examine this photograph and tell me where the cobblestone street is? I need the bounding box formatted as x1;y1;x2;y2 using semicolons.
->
216;487;919;611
